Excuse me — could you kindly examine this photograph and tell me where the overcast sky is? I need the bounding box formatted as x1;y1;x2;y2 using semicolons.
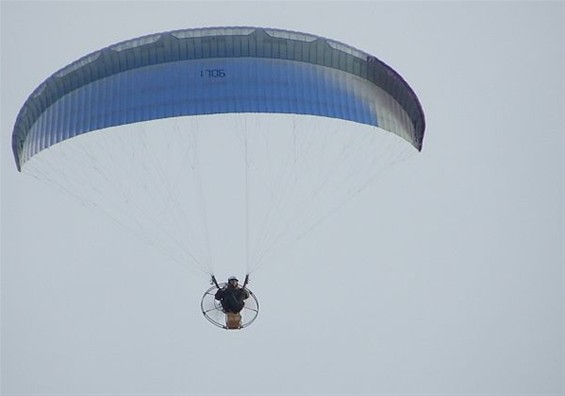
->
1;1;564;395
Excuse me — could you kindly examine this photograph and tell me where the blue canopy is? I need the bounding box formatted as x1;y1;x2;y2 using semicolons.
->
12;27;425;170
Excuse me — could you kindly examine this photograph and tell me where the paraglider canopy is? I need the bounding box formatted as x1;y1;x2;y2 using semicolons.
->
12;26;425;171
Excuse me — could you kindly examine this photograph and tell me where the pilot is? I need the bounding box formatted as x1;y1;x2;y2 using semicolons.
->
214;276;250;314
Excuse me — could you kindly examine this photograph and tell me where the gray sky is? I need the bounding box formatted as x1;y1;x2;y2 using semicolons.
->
1;1;564;395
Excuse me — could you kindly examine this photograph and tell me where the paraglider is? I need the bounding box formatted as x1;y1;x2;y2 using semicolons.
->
12;27;425;330
202;275;257;330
